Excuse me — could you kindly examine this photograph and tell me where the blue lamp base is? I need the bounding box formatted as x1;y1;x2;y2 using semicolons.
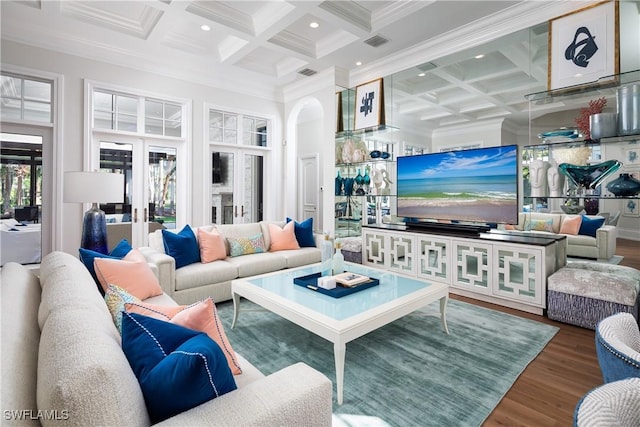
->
81;203;109;254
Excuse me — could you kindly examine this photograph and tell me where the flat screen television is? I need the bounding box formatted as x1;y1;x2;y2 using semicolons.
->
396;145;519;227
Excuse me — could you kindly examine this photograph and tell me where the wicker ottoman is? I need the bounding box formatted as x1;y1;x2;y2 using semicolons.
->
547;262;640;329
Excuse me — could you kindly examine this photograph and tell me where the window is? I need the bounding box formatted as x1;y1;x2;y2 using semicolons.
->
0;133;43;217
93;91;138;132
145;99;182;137
1;73;53;123
209;110;269;147
92;90;183;137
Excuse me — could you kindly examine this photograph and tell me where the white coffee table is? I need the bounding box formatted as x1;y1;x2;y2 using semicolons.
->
231;262;449;404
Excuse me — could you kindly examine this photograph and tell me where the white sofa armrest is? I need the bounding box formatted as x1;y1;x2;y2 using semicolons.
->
596;225;617;261
139;246;176;297
157;362;333;427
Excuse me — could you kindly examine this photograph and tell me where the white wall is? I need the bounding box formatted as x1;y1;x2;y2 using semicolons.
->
1;40;285;255
431;118;505;151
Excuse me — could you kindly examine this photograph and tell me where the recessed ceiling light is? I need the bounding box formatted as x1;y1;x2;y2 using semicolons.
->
418;72;426;77
309;22;319;29
356;61;362;66
474;54;484;59
201;24;211;31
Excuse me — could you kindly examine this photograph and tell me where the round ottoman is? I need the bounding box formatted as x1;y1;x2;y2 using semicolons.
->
547;262;640;329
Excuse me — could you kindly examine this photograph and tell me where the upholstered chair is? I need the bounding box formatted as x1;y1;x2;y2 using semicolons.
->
574;377;640;427
595;312;640;383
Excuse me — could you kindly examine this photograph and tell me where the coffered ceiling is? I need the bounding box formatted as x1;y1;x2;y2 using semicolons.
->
1;1;604;130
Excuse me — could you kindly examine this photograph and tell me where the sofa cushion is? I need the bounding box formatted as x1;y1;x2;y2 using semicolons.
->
268;221;300;252
228;233;266;257
1;263;41;425
559;215;582;235
566;233;600;247
286;217;316;247
579;215;605;238
175;261;238;292
94;249;163;300
198;227;227;263
277;247;322;268
163;225;201;268
225;252;288;277
122;312;237;423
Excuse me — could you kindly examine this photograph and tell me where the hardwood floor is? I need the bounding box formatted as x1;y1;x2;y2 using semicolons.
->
455;238;640;426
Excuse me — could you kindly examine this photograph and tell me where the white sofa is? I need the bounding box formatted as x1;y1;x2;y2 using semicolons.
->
504;212;617;261
1;251;333;427
141;221;322;305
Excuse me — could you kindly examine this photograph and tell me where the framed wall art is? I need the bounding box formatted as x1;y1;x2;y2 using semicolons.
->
623;147;639;165
354;78;385;130
548;0;619;91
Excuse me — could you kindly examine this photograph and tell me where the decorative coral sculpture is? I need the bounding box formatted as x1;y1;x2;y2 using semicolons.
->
575;97;607;140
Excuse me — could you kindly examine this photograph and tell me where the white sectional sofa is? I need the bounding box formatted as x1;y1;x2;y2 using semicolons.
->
504;212;618;261
140;221;322;305
1;251;332;427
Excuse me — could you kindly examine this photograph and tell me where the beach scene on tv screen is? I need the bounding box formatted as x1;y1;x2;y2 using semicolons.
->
397;145;518;224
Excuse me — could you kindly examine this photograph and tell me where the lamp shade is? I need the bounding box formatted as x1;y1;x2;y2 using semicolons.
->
64;172;124;203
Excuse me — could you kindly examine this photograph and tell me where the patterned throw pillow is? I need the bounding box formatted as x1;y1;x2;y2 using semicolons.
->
227;233;266;257
121;312;237;424
104;284;141;332
524;219;554;233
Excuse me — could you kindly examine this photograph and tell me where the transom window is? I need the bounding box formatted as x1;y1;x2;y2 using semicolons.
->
92;89;183;137
209;110;268;147
1;73;53;123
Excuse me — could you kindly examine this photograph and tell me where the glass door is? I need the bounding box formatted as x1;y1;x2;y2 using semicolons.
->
210;147;263;224
95;136;182;247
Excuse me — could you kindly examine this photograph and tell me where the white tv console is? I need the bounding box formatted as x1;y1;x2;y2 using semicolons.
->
362;224;567;315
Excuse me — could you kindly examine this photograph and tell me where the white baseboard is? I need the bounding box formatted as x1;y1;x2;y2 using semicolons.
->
617;228;640;241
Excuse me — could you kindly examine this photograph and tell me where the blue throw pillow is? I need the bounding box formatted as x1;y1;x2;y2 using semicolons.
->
162;225;201;268
578;215;605;238
121;312;237;423
286;217;315;247
79;239;133;294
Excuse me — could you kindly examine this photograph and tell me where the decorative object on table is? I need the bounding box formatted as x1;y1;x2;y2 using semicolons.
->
529;160;550;197
332;242;345;275
370;150;381;158
574;97;607;140
589;112;618;140
380;151;391;159
335;170;344;196
606;173;640;197
547;161;566;197
333;272;372;287
363;168;371;193
293;272;379;298
354;169;365;195
538;128;579;143
559;160;622;192
617;84;640;136
354;78;385;130
64;171;124;254
548;1;619;91
320;233;333;276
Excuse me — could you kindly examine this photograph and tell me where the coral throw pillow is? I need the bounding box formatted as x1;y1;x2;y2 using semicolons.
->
94;249;163;300
286;217;316;247
198;227;227;263
121;312;237;423
559;215;582;235
268;221;300;252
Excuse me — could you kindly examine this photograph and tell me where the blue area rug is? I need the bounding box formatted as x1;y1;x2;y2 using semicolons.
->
217;298;558;427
